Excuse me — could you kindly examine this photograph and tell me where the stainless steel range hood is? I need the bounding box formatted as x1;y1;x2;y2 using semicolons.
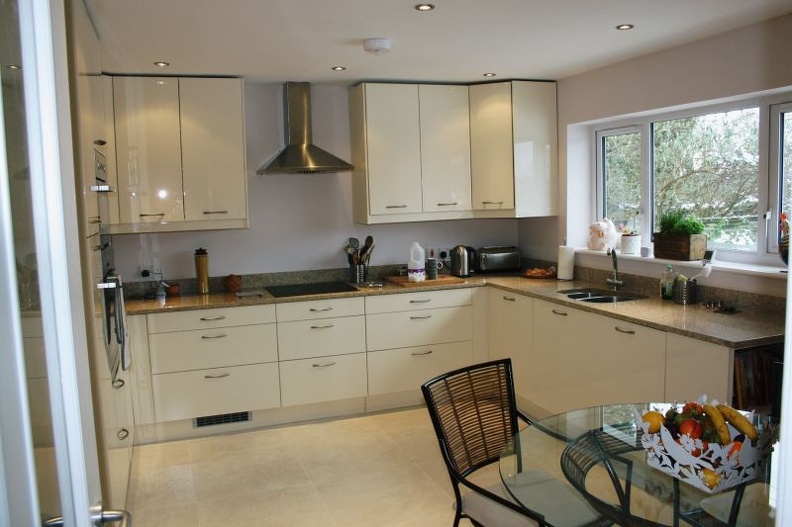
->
258;82;354;174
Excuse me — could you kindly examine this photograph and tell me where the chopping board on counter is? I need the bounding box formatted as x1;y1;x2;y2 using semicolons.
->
385;275;466;287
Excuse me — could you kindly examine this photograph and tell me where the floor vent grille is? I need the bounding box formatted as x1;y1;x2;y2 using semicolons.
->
194;411;251;428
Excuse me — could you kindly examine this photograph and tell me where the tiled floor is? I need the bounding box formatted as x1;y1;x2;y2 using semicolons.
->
127;407;495;527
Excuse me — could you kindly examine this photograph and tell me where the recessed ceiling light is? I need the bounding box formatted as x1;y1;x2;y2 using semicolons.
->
154;61;170;67
415;3;435;11
483;72;497;78
331;66;347;71
616;24;634;31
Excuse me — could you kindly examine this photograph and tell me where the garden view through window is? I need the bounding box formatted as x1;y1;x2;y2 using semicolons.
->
599;100;791;263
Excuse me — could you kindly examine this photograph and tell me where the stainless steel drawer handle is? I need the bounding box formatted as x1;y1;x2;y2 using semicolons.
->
615;326;636;335
204;373;230;379
139;212;165;218
437;202;459;206
410;315;432;320
411;350;433;356
503;296;516;302
310;324;335;329
409;299;432;304
201;333;227;339
200;315;227;321
551;309;568;316
117;428;129;441
385;204;408;209
112;379;125;389
203;210;229;215
312;361;337;368
309;307;333;312
482;201;504;205
88;216;101;224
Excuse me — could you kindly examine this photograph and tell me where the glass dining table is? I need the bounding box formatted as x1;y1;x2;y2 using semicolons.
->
499;403;778;527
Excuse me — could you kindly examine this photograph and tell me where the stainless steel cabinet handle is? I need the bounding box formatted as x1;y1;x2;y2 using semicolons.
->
411;350;433;356
385;204;408;209
551;309;568;316
410;315;432;320
88;216;101;224
93;139;107;146
203;210;229;215
200;315;226;321
615;326;636;335
117;428;130;441
502;296;516;302
139;213;165;218
312;361;337;368
43;516;64;526
112;379;125;389
204;373;230;379
482;201;504;205
409;299;432;304
201;333;227;339
309;307;333;312
437;202;459;206
310;324;335;329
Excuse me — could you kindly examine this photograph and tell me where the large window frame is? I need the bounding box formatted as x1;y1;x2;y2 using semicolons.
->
595;94;792;267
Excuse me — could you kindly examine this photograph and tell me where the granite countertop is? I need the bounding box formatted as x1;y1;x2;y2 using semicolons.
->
125;275;784;350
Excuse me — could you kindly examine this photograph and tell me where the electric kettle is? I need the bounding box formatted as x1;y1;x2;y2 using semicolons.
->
451;245;477;277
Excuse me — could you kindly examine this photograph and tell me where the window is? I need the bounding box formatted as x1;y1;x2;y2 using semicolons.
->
597;97;791;265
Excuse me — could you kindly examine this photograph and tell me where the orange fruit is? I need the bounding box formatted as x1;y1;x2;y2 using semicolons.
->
642;410;665;434
701;468;721;489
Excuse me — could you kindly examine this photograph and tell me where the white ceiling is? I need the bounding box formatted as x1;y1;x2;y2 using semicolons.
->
86;0;792;85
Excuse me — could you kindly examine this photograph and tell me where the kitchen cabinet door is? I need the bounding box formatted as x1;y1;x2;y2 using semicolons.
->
180;77;247;221
113;76;184;224
360;83;423;216
488;289;533;399
419;84;471;212
665;333;732;403
469;82;515;211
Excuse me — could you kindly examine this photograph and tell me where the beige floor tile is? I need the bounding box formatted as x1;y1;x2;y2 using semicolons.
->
188;426;293;462
129;503;199;527
127;464;196;511
133;440;192;471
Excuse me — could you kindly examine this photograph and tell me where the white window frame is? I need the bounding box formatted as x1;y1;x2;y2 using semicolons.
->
595;93;792;268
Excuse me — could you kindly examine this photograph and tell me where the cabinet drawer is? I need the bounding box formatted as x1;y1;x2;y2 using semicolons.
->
152;362;280;422
147;304;275;333
365;288;471;314
368;341;473;395
367;305;472;351
278;315;365;361
279;353;367;406
149;323;277;374
275;297;364;322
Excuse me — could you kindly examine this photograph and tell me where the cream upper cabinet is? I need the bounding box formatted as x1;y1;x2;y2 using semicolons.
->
112;76;248;233
349;82;473;224
180;77;247;222
469;80;558;218
114;76;184;225
419;84;472;213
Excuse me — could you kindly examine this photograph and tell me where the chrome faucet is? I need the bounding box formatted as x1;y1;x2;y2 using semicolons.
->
606;248;624;290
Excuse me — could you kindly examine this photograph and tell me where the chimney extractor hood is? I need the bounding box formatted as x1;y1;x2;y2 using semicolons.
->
258;82;354;174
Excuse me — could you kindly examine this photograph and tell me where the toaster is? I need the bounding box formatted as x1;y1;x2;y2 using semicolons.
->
476;246;521;273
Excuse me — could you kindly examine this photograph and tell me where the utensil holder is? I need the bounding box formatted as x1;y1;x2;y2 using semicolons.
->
673;279;697;305
352;263;367;284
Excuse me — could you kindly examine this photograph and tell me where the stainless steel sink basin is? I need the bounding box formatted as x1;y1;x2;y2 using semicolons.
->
558;288;645;303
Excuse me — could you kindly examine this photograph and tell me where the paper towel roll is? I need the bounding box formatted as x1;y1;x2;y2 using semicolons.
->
557;245;575;280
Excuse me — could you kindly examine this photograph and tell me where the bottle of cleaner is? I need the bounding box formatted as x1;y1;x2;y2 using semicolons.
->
660;264;676;300
407;242;426;283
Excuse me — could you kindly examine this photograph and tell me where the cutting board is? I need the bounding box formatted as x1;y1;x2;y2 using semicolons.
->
385;275;466;287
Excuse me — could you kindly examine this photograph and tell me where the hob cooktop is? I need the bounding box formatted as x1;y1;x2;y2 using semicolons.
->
264;281;358;298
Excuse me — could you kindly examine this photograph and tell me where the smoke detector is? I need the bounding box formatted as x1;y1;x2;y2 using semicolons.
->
363;37;391;54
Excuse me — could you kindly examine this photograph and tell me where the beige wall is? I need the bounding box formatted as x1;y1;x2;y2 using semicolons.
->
518;14;791;295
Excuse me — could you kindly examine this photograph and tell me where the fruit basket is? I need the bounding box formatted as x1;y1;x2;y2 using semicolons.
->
635;400;777;493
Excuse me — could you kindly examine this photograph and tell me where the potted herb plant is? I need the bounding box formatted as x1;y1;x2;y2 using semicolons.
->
653;209;708;260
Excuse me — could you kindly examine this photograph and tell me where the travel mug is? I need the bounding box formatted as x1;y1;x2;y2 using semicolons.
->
195;248;210;294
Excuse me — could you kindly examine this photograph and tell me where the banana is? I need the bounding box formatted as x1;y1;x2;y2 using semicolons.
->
716;404;758;442
703;404;731;445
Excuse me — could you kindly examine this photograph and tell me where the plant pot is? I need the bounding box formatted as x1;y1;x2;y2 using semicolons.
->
652;233;707;261
620;234;641;255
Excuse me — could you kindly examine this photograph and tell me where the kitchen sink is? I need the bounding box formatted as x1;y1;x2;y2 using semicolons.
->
558;288;646;303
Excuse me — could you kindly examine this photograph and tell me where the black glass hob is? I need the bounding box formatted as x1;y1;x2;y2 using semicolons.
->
264;281;358;298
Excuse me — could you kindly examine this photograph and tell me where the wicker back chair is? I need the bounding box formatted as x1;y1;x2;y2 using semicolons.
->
422;359;611;527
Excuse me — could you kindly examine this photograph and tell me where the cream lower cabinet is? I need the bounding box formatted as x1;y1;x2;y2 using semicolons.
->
530;299;665;415
276;297;367;406
488;288;533;400
469;80;557;218
666;333;732;403
148;305;279;422
366;289;474;397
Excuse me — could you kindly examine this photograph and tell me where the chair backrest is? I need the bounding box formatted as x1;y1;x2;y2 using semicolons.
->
421;359;520;477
